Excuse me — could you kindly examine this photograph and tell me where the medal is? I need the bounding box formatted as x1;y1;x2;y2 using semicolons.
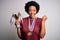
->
27;32;33;36
27;17;36;36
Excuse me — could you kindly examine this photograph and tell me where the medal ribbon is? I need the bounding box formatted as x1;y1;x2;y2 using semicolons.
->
28;18;36;32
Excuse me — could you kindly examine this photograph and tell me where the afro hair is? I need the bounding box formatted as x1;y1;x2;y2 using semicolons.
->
25;1;40;13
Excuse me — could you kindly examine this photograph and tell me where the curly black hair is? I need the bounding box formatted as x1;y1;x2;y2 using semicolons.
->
25;1;40;13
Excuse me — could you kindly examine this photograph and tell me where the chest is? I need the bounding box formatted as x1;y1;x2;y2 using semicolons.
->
21;18;41;34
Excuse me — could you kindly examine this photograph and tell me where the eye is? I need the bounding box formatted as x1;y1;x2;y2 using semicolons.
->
33;10;36;11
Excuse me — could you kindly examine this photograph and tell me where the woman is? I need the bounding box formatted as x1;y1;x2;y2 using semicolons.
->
15;1;47;40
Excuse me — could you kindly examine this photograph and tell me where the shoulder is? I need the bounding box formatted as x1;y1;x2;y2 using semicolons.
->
23;17;28;20
20;17;28;25
37;17;42;22
22;17;28;22
36;17;42;26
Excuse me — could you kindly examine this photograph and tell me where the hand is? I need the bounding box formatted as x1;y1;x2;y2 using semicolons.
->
14;14;19;20
15;20;20;25
42;15;48;22
18;12;21;17
12;12;21;25
13;12;21;20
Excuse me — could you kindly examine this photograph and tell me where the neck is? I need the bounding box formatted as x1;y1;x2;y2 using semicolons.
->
30;18;34;20
29;16;36;20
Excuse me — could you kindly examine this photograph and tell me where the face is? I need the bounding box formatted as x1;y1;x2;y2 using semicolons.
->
28;6;37;19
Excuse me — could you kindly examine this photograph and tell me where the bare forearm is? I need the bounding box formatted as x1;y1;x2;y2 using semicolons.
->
40;21;46;39
14;13;22;39
17;28;21;39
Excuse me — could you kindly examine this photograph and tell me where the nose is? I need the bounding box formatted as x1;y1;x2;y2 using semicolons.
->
30;11;34;14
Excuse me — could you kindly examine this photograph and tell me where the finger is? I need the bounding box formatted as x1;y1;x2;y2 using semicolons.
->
18;12;21;16
15;14;19;20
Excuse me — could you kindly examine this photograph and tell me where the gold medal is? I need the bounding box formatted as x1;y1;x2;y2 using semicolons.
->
27;32;33;36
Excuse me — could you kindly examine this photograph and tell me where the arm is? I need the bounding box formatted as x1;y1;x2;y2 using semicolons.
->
14;12;22;39
15;20;22;39
17;28;21;39
15;19;22;39
40;15;47;39
40;21;46;39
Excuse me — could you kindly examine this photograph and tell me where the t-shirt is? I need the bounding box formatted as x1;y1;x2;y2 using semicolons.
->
20;17;42;40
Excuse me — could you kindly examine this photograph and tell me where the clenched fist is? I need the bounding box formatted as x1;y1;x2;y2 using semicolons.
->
42;15;48;22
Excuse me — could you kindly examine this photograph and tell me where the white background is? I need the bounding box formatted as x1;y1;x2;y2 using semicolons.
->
0;0;60;40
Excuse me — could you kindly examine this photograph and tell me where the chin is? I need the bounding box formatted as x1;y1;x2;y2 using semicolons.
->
31;16;35;19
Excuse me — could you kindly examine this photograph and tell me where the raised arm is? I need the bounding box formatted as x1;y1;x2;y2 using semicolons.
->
40;15;47;39
15;20;21;39
14;13;22;39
